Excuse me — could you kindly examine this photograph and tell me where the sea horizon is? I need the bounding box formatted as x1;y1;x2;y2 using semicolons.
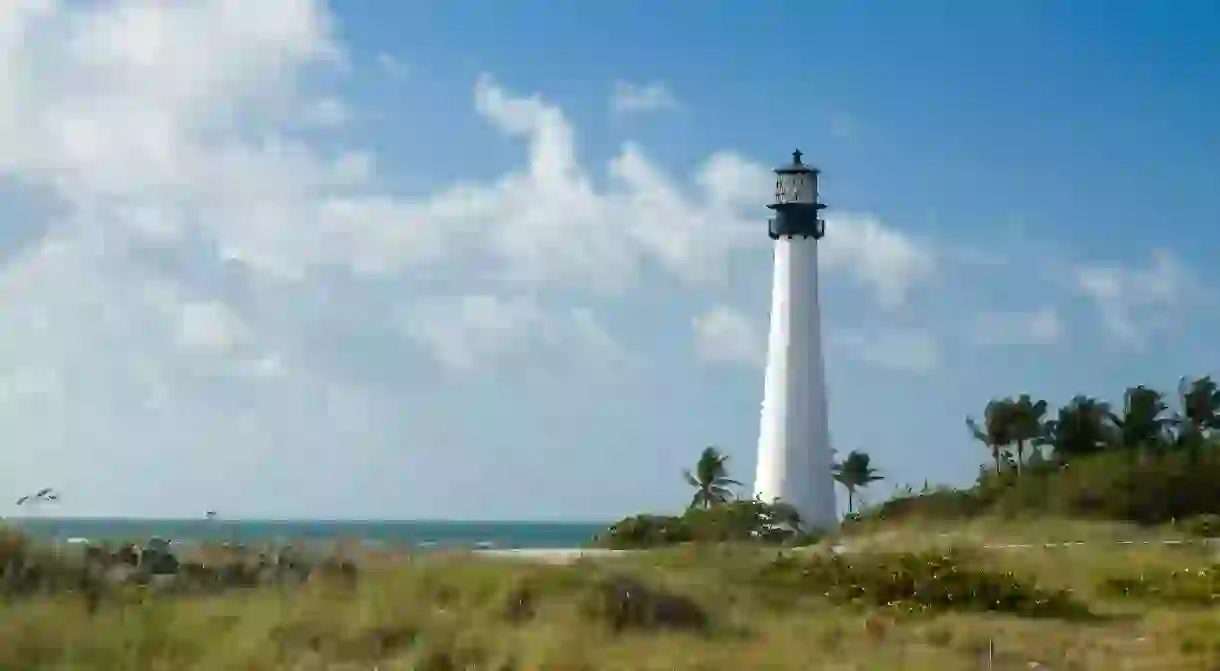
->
2;516;614;524
3;517;612;550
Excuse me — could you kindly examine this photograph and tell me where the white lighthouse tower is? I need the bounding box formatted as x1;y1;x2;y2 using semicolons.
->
754;149;838;532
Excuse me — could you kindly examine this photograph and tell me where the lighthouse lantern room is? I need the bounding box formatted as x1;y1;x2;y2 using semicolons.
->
768;149;827;240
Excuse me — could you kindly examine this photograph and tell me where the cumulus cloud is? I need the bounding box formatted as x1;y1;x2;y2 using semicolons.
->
692;305;764;367
0;0;941;515
971;307;1063;346
832;328;940;374
610;80;679;115
1073;249;1189;348
376;52;408;80
403;295;621;371
819;214;938;309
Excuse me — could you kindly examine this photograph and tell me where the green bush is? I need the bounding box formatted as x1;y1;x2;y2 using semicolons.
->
578;574;709;633
853;450;1220;527
1005;451;1220;524
755;551;1090;619
857;487;993;524
1173;514;1220;538
592;499;818;549
592;514;693;549
1100;565;1220;606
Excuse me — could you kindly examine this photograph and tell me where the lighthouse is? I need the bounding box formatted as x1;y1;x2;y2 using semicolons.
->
754;150;838;531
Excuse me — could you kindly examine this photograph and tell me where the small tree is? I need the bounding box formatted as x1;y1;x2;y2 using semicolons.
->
1041;396;1113;462
1110;385;1171;456
833;451;884;515
967;400;1014;473
1008;394;1049;476
1175;376;1220;450
682;446;742;510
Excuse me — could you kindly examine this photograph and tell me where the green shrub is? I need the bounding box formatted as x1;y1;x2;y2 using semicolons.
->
1012;451;1220;524
578;574;709;633
854;450;1220;528
593;499;819;549
1100;565;1220;606
755;551;1090;619
857;488;992;524
592;514;693;549
1174;514;1220;538
0;526;29;566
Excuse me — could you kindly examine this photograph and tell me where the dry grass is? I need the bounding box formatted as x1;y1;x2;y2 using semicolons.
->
2;519;1219;670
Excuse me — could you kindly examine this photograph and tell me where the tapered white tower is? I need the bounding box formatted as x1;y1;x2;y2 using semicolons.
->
754;150;838;531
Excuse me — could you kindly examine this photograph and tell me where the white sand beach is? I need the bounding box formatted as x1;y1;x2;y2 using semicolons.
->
473;548;632;564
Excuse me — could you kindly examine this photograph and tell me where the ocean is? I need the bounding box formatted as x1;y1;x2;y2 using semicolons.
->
2;519;610;550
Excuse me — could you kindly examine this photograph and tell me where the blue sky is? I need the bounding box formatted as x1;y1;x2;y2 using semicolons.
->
0;0;1217;520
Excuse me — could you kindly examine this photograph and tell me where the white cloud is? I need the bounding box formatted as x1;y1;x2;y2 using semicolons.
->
832;328;940;374
819;213;937;308
0;0;944;515
1073;249;1188;348
376;52;408;80
971;307;1062;346
0;0;934;378
301;96;349;127
696;151;773;211
692;305;764;366
403;295;622;370
173;300;250;354
610;80;679;115
404;295;551;370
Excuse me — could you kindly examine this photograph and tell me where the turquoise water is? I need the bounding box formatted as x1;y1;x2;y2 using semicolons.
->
3;519;609;550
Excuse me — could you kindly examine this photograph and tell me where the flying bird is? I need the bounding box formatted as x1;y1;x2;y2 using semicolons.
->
16;488;59;506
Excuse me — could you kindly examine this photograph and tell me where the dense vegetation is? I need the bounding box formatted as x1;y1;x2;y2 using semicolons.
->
593;447;819;549
867;376;1220;528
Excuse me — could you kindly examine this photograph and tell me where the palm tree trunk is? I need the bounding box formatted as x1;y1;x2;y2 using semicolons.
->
992;447;1002;473
1015;439;1025;477
847;489;855;515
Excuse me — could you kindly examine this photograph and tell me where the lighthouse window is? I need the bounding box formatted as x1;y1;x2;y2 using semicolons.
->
776;172;813;205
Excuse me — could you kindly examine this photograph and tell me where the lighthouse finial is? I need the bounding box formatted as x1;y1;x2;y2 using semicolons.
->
792;149;803;165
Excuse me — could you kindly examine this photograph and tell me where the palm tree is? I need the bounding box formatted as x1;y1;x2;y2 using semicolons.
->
832;450;883;514
967;399;1014;472
1008;394;1049;476
1175;376;1220;448
1110;385;1171;453
1040;396;1113;462
683;446;742;510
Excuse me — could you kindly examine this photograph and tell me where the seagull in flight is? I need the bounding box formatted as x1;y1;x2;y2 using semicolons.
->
16;488;59;506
